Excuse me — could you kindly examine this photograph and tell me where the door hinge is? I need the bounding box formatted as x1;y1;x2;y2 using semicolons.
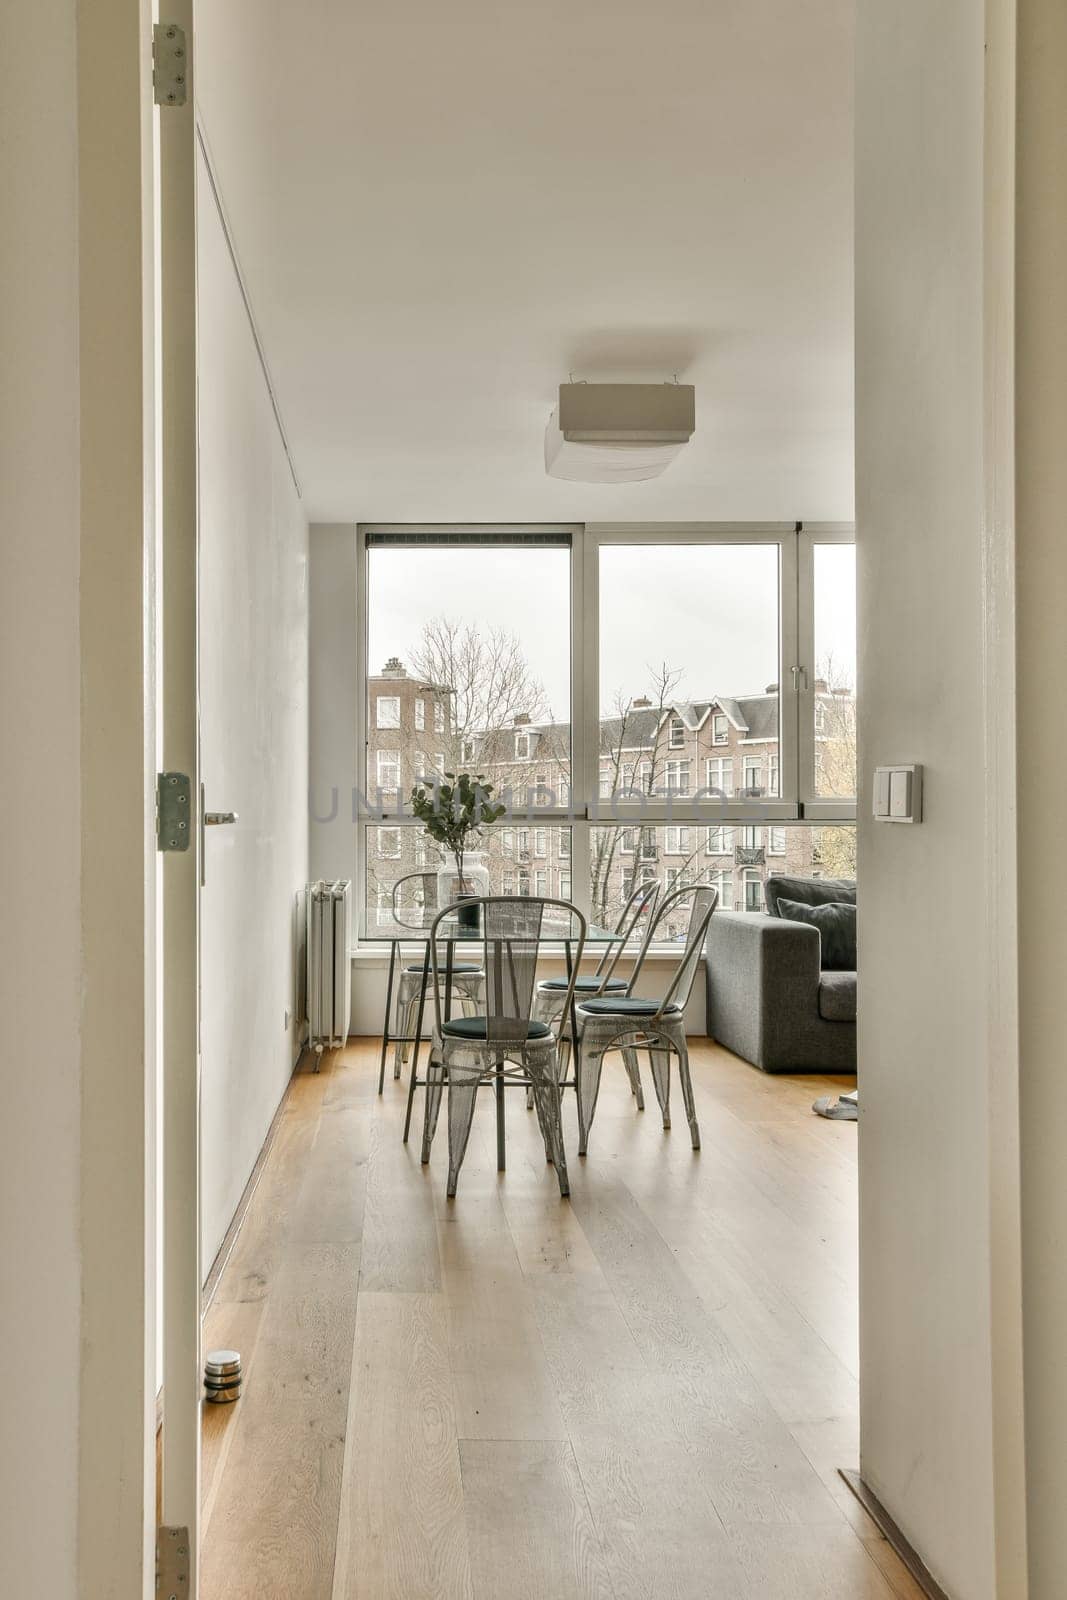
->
157;772;192;852
156;1525;191;1598
153;23;188;106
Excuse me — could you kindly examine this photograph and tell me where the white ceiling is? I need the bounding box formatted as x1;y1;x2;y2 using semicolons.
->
196;0;854;524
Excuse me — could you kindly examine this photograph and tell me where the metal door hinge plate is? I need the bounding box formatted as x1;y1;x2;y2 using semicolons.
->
157;772;192;852
156;1525;191;1597
153;23;188;106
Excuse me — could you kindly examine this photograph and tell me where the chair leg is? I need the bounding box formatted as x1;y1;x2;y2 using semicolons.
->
394;990;415;1077
529;995;561;1109
421;1055;445;1164
576;1041;605;1156
446;1072;481;1198
621;1045;644;1109
647;1044;672;1130
528;1075;556;1165
392;988;404;1076
530;1055;570;1197
676;1038;701;1150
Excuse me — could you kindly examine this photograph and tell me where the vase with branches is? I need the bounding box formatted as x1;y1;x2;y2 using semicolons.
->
409;771;507;927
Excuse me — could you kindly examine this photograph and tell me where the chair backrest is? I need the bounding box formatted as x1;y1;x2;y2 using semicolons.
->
593;877;661;985
429;896;587;1047
391;871;439;929
623;882;718;1014
657;884;719;1015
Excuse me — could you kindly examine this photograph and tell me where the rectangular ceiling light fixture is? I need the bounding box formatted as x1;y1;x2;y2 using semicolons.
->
545;381;696;483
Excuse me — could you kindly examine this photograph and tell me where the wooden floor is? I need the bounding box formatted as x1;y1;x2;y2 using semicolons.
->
200;1039;919;1600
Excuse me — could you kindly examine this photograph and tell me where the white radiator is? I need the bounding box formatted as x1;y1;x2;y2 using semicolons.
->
306;879;352;1056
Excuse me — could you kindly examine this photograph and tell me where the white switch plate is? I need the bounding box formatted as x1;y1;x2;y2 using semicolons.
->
873;764;923;823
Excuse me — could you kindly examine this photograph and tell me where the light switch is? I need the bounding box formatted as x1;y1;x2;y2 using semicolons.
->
873;764;923;823
873;769;891;817
889;769;911;817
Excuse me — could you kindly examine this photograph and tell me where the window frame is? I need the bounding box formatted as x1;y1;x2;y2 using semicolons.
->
375;694;401;729
356;522;855;942
797;523;858;817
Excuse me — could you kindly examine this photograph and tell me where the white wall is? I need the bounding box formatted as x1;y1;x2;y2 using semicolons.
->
1016;1;1067;1592
855;6;1017;1597
0;7;83;1592
2;2;156;1593
309;523;359;888
197;143;309;1271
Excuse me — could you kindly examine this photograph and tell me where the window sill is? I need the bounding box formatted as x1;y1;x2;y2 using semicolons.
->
349;944;703;966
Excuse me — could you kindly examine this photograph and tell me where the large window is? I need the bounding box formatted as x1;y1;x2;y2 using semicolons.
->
358;525;855;935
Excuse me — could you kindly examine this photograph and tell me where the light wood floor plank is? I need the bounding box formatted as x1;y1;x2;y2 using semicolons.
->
332;1289;473;1600
444;1263;568;1441
727;1524;903;1600
200;1297;266;1533
460;1439;615;1600
358;1109;442;1292
570;1435;750;1600
201;1243;359;1600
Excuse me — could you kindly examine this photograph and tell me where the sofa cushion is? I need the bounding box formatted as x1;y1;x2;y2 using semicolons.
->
818;971;857;1022
777;897;857;971
764;875;856;918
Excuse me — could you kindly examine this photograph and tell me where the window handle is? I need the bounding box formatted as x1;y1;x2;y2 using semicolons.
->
790;665;807;691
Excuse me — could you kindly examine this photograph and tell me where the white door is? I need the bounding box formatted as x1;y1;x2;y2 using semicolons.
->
158;2;202;1591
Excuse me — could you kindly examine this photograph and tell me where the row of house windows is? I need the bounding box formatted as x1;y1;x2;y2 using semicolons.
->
667;712;730;749
620;825;787;855
374;824;786;860
374;861;574;901
376;749;448;789
378;740;781;805
598;753;780;799
375;694;446;734
621;865;766;913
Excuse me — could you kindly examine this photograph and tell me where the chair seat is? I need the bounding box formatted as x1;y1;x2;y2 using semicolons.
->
441;1016;552;1041
404;962;482;975
538;975;627;993
577;996;682;1018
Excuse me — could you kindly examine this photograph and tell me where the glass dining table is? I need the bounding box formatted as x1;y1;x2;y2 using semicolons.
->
361;903;625;1169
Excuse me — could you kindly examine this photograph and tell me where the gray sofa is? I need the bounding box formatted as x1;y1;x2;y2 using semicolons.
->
704;875;857;1074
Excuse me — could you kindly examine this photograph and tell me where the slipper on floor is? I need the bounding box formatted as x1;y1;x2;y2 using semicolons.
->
813;1094;858;1121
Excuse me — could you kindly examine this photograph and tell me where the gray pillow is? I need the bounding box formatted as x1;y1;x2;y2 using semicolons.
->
764;875;856;918
776;897;857;972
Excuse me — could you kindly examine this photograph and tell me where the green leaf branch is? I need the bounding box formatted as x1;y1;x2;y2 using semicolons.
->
409;772;507;894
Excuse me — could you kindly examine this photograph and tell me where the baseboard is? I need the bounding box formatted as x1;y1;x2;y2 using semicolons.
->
839;1470;949;1600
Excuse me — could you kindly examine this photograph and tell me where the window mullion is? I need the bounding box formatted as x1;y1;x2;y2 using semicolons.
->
779;527;802;815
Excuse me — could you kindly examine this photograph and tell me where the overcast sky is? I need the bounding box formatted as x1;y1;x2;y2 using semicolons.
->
368;542;855;723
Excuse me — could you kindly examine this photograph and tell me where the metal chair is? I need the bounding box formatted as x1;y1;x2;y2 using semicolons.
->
574;883;718;1155
531;878;660;1107
420;897;586;1197
390;873;483;1078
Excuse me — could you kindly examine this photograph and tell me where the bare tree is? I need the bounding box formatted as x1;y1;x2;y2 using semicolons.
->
590;661;685;924
813;653;857;877
408;618;552;758
407;617;572;798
